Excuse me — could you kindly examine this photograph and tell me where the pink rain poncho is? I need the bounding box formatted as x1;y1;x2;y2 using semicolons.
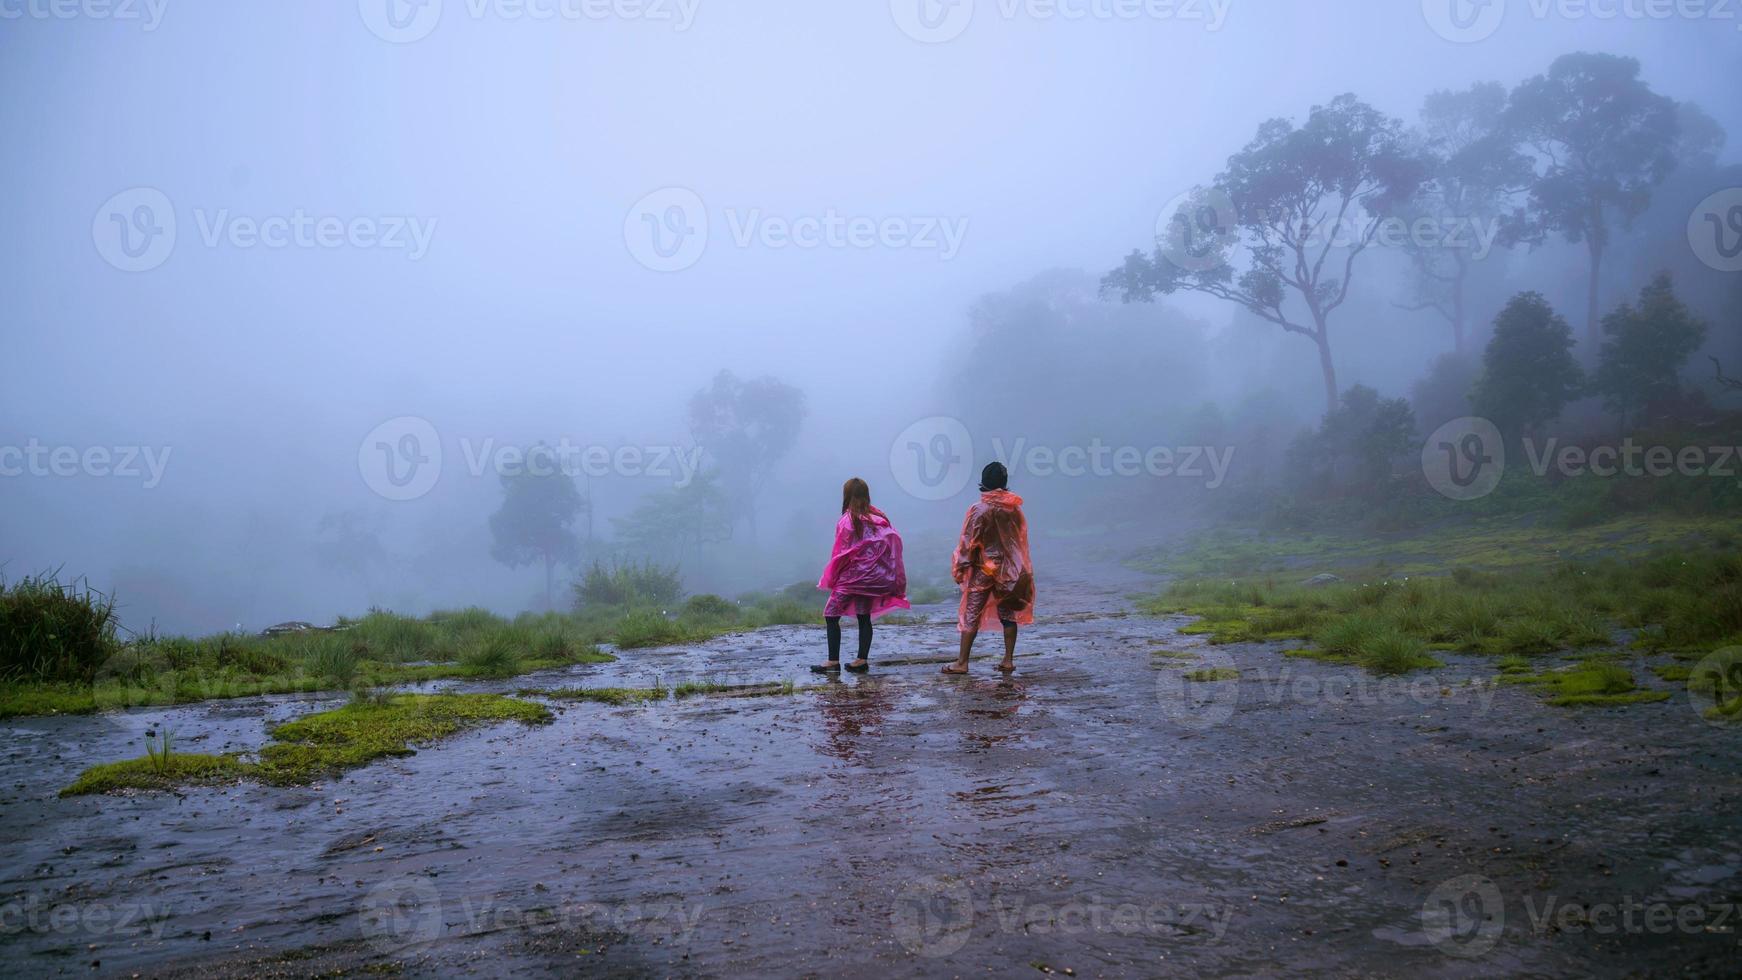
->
817;507;910;618
952;489;1036;632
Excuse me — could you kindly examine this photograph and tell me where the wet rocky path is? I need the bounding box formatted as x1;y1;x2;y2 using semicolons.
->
3;556;1739;977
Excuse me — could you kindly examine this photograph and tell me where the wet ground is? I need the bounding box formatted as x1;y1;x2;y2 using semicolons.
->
2;554;1739;977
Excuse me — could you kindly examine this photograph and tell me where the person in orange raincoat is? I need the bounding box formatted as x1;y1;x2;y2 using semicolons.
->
943;462;1035;675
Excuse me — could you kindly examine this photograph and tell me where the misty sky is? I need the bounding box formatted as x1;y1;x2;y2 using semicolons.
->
2;1;1737;630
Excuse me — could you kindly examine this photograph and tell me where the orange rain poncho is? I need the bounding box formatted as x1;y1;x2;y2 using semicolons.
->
951;489;1036;633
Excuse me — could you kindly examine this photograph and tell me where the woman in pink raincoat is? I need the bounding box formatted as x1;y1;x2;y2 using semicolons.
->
943;462;1035;675
814;478;909;673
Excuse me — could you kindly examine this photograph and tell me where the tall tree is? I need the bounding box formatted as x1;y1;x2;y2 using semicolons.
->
687;370;806;541
1103;94;1425;413
1470;292;1586;443
1396;82;1532;353
1593;273;1708;430
1502;53;1682;348
488;444;586;610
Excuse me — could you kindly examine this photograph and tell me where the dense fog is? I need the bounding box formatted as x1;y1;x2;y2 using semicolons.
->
3;2;1737;633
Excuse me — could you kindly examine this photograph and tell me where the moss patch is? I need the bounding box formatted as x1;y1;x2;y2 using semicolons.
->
1498;658;1669;707
61;694;551;796
60;753;251;796
1183;668;1240;682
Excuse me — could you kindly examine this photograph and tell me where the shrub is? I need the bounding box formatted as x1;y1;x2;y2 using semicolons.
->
573;560;683;611
0;573;120;684
683;594;738;621
612;609;690;649
460;631;524;678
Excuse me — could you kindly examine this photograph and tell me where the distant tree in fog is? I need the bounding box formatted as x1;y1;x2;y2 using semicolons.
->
489;444;586;611
611;471;735;568
1287;384;1417;496
687;370;806;542
1502;53;1685;349
1471;292;1586;442
1397;82;1532;354
313;509;387;599
1410;351;1482;434
1594;273;1708;430
1104;94;1426;414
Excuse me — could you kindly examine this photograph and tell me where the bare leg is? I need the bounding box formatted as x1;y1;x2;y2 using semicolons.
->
997;622;1017;672
943;630;975;674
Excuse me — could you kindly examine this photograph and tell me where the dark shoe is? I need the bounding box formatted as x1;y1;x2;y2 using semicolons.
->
844;660;870;673
810;662;842;674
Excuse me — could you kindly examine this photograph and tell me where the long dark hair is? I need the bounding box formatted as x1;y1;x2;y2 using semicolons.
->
841;477;873;539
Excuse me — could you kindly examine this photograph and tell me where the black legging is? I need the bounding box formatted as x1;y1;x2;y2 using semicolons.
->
825;615;872;662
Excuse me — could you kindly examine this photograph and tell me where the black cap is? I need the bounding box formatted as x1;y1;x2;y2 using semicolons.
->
979;461;1008;492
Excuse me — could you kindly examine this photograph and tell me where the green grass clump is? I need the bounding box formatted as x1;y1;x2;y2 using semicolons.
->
61;694;551;795
459;631;524;678
611;609;693;649
252;693;550;784
60;753;251;796
1183;667;1240;682
670;679;797;699
1688;648;1742;720
1147;540;1742;695
0;572;119;685
1361;628;1440;675
682;594;738;621
540;685;667;705
1498;658;1669;707
573;560;683;612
